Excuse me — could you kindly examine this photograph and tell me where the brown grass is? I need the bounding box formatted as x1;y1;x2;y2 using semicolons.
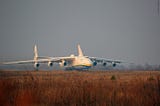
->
0;70;160;106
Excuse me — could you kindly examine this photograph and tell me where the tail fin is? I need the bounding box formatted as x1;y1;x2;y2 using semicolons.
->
78;44;84;56
34;45;38;61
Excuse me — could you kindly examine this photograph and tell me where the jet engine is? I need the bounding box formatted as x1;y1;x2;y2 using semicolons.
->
112;63;116;67
34;62;40;68
59;60;67;67
103;62;107;66
48;61;53;67
93;61;97;66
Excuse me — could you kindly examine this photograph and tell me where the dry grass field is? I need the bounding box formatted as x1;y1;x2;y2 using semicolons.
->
0;70;160;106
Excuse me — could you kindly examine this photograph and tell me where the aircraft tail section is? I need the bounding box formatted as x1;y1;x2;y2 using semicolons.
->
34;45;38;61
78;44;84;56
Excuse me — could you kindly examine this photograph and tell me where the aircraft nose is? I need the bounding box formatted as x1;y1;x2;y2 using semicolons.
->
88;60;93;66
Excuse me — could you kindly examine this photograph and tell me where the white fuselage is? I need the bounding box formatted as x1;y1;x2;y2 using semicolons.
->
66;56;93;70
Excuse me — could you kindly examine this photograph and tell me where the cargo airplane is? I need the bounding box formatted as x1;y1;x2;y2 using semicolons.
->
1;44;122;70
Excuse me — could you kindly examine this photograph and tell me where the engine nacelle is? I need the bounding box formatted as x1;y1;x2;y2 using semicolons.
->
103;62;107;66
93;61;97;66
59;61;67;67
34;63;40;68
112;63;116;67
48;62;53;67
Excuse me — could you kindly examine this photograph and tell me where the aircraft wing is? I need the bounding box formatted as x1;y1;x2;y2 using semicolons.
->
47;56;75;63
1;59;51;64
88;56;122;64
1;56;75;65
1;60;36;64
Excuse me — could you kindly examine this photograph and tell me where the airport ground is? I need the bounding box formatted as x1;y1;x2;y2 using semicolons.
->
0;70;160;106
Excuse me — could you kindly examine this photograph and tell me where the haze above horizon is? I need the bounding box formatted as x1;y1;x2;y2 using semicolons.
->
0;0;160;65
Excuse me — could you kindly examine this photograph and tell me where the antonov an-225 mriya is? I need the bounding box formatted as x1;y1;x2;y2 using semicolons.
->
1;44;122;70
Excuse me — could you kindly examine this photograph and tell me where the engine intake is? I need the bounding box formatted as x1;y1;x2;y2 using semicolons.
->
34;63;40;68
112;63;116;67
93;61;97;66
103;62;107;66
59;61;67;67
48;62;53;67
63;61;67;66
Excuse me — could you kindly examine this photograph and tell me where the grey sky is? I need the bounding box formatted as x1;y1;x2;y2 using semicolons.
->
0;0;160;65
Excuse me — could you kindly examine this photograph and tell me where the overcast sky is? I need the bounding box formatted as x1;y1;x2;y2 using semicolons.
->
0;0;160;65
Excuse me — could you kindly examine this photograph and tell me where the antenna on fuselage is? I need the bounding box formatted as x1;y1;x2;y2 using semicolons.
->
77;44;84;56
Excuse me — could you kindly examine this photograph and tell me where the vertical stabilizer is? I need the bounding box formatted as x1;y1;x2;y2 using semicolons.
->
78;44;84;56
34;45;38;61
